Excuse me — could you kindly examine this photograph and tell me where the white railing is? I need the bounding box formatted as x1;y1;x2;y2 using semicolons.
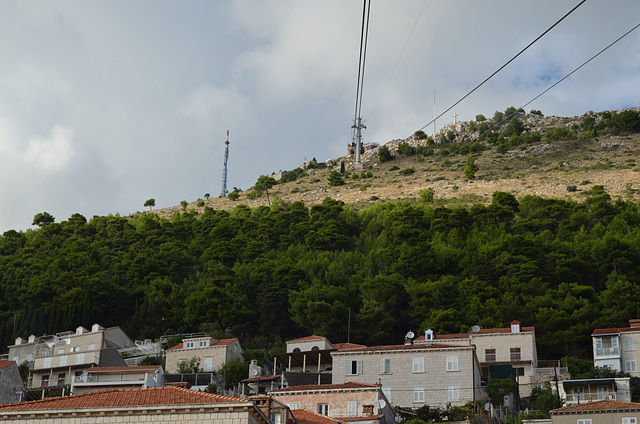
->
566;392;616;403
595;347;619;356
532;367;568;375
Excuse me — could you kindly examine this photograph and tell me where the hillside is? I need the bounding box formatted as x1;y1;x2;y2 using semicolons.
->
157;108;640;217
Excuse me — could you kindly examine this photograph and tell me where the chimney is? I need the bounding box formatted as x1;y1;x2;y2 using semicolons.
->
629;319;640;328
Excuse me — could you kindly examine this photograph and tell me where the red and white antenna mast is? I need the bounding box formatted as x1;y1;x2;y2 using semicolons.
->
220;130;230;197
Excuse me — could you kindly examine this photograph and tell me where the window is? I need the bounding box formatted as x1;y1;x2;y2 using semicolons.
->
185;341;195;348
510;347;521;361
317;403;329;415
199;340;208;347
70;346;79;353
41;375;49;386
288;402;300;410
57;349;64;354
348;400;358;416
594;336;619;356
42;357;51;368
88;344;95;350
577;420;592;424
626;360;637;373
446;355;459;371
448;386;460;401
413;357;425;373
622;418;637;424
624;338;636;351
379;358;391;374
203;357;213;372
485;349;496;362
347;360;363;375
11;356;19;363
292;348;301;352
510;323;520;333
59;355;67;367
597;385;610;400
413;387;425;403
270;413;282;424
75;353;85;365
503;395;510;407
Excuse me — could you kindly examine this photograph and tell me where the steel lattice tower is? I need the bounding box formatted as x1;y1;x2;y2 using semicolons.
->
220;130;230;197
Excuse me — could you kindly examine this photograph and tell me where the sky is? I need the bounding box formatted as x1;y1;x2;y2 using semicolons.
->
1;1;639;232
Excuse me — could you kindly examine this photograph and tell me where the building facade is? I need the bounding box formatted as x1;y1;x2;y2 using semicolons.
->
0;361;23;404
415;321;538;397
331;342;481;409
269;382;394;424
9;324;132;390
0;386;270;424
550;399;640;424
165;335;243;374
592;319;640;377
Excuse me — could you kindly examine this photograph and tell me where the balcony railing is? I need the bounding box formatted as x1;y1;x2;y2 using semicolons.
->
566;391;616;403
74;374;147;383
26;376;74;389
532;366;568;375
595;347;620;357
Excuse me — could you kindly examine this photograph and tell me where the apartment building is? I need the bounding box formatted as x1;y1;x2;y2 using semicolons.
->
165;335;243;374
592;319;640;377
558;377;631;404
550;399;640;424
331;342;481;409
414;321;538;397
9;324;132;390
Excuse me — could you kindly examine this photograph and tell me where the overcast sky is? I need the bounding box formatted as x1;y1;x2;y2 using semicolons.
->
1;1;639;232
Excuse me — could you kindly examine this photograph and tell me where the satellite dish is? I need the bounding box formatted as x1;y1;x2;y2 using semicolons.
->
472;325;480;333
484;402;490;411
377;399;386;409
405;331;415;339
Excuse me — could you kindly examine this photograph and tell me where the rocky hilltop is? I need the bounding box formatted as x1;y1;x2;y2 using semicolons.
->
157;108;640;218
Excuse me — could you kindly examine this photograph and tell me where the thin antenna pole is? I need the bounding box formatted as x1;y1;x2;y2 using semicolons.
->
433;89;436;135
220;130;230;197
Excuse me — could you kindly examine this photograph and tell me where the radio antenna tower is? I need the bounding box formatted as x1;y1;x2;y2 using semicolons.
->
220;130;230;197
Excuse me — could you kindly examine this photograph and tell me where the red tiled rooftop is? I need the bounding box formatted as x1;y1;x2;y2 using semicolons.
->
292;409;341;424
271;382;379;393
414;326;534;341
0;361;16;371
592;327;640;335
287;335;328;343
332;343;470;353
336;415;384;422
0;386;247;411
333;342;367;350
551;399;640;413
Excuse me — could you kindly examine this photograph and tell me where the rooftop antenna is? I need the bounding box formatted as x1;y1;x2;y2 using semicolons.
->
220;130;230;197
352;0;371;167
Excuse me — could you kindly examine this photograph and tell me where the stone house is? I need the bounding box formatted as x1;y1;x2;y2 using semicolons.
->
164;335;243;374
592;319;640;377
331;342;482;409
70;365;164;395
0;386;270;424
414;320;538;397
550;399;640;424
269;382;395;424
0;361;23;404
9;324;132;390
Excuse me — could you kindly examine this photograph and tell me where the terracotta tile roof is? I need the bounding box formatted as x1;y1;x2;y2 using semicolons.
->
287;335;328;343
240;374;282;383
333;342;367;350
0;386;248;411
291;409;341;424
167;342;184;350
332;343;470;353
0;361;16;371
592;327;640;335
551;399;640;413
270;382;379;393
336;415;384;422
415;327;534;341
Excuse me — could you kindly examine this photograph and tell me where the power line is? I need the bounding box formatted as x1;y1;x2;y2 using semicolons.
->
443;20;640;158
352;0;372;165
415;0;587;135
369;0;429;120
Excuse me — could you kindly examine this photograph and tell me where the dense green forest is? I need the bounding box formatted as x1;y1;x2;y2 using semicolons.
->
1;187;639;360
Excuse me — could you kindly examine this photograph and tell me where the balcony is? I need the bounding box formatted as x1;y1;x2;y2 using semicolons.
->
565;391;616;404
595;346;620;357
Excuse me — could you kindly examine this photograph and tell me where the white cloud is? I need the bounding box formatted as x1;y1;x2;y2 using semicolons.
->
24;125;75;173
